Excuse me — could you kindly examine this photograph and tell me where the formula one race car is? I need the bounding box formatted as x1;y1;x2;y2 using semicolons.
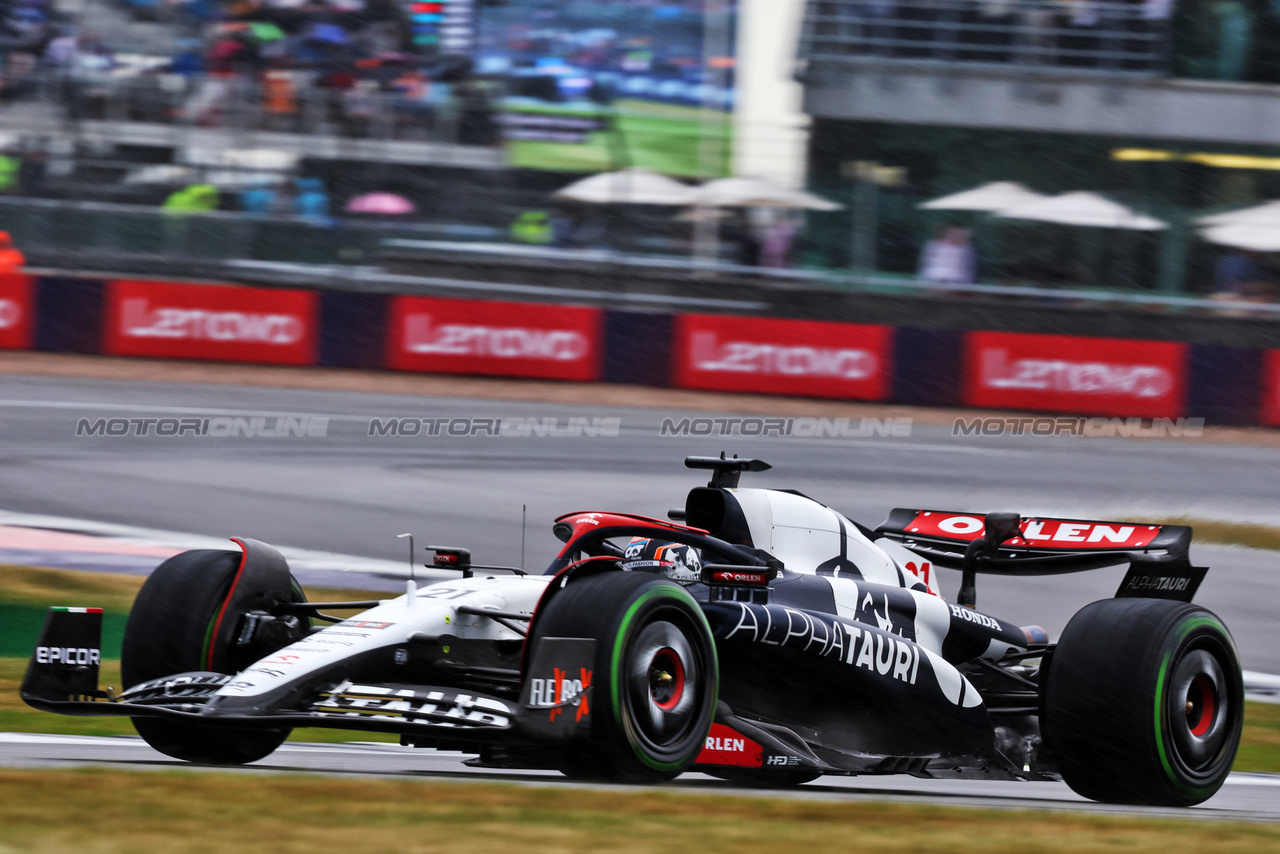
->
23;455;1243;806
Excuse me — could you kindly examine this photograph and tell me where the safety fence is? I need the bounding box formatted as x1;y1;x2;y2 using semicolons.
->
2;271;1275;427
799;0;1170;75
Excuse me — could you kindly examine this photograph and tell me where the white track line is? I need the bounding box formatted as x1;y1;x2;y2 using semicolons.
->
0;509;419;577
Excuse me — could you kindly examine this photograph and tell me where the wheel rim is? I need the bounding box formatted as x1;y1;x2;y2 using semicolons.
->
625;619;699;750
1168;647;1230;770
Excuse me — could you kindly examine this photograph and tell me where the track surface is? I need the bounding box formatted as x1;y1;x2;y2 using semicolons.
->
3;373;1280;816
1;733;1279;820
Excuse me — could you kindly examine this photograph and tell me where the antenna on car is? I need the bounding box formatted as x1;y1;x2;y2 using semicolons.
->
684;452;771;488
521;504;527;572
396;533;416;607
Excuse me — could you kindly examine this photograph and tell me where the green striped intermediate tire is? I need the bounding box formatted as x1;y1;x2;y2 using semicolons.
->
1042;598;1243;806
532;571;718;783
121;549;307;765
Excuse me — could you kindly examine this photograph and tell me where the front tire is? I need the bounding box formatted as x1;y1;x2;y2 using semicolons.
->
122;548;307;765
532;572;718;783
1043;598;1243;806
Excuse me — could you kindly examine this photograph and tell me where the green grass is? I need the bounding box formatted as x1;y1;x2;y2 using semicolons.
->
505;99;731;177
4;768;1280;853
1162;517;1280;553
1235;701;1280;772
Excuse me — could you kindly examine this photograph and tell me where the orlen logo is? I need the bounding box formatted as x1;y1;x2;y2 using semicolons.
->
706;734;747;752
691;332;877;380
905;512;1160;549
0;299;20;330
404;315;588;362
981;348;1171;399
695;723;764;767
36;647;101;665
710;570;769;585
121;298;304;345
528;666;592;722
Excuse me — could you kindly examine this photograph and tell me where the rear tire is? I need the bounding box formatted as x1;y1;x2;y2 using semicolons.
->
122;549;308;765
1043;598;1243;806
532;572;718;783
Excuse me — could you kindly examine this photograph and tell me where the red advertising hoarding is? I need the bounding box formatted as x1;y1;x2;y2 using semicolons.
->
1260;350;1280;427
103;280;318;365
386;296;602;381
963;331;1187;418
671;314;893;401
0;273;34;350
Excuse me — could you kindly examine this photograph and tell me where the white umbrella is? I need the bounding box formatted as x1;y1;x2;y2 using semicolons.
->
691;176;842;211
1196;200;1280;227
1200;222;1280;252
997;191;1167;230
122;164;199;186
183;147;299;171
919;181;1046;211
553;167;694;205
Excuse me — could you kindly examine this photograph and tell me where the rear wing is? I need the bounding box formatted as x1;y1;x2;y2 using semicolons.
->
876;509;1206;603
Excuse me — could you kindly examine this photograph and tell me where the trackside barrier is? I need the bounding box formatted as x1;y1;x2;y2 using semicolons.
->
891;328;963;408
1189;347;1261;427
319;292;386;370
671;314;893;401
0;273;34;351
1260;351;1280;429
18;274;1280;426
962;332;1188;420
385;295;603;382
35;277;105;354
102;280;318;366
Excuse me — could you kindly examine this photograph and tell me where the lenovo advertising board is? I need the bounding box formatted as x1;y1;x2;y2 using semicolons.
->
1260;349;1280;427
0;273;33;350
103;280;318;365
672;314;893;400
386;296;602;381
964;331;1187;418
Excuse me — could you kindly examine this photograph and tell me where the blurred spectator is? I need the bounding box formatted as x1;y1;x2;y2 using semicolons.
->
294;177;330;222
269;181;297;218
0;231;25;273
342;79;377;136
918;225;976;284
0;149;18;194
164;182;219;212
18;148;46;196
167;39;205;79
510;210;553;244
262;66;298;130
42;29;78;70
723;212;760;266
761;214;798;268
1214;248;1266;297
239;181;276;216
550;208;575;247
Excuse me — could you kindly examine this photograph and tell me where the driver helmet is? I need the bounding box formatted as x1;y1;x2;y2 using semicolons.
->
620;537;701;583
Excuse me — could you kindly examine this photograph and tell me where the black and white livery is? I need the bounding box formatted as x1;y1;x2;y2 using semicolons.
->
22;454;1243;806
